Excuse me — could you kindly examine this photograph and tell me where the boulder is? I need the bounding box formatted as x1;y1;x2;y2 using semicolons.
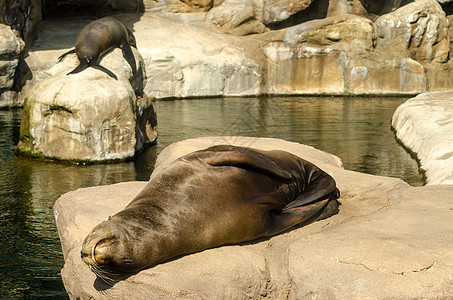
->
55;137;453;299
16;46;157;162
392;91;453;185
0;24;25;108
375;0;450;64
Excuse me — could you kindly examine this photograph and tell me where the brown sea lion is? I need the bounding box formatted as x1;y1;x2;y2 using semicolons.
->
58;17;137;80
81;145;340;283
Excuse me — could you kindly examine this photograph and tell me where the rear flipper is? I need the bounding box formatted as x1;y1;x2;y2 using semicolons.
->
58;49;76;62
91;61;118;80
121;42;137;74
268;189;340;236
67;60;89;76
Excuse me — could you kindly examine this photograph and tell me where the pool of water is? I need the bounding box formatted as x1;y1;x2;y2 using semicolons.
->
0;96;422;299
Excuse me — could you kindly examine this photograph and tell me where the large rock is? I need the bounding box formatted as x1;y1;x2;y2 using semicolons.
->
55;137;453;299
16;46;157;162
375;0;450;64
392;91;453;185
0;24;25;108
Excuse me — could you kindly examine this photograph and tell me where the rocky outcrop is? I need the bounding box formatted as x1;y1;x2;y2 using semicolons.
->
17;0;453;104
375;0;450;64
392;91;453;185
16;47;157;162
0;24;24;107
54;137;453;299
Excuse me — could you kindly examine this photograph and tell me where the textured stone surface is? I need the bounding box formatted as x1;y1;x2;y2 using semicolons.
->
16;47;157;162
55;137;453;299
15;0;453;103
0;24;24;108
392;91;453;185
375;0;450;64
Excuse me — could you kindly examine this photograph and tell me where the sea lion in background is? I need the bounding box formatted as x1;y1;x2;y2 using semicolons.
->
81;145;340;283
58;17;137;80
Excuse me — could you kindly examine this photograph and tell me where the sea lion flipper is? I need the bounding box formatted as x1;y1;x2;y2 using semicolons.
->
121;42;137;74
283;174;339;210
268;198;331;236
58;49;76;62
198;145;292;180
67;60;89;76
91;62;118;80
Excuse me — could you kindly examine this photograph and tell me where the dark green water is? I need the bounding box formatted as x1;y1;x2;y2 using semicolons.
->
0;96;422;299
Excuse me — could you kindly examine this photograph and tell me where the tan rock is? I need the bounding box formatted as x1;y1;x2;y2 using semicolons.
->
55;137;453;299
392;91;453;185
375;0;450;64
16;47;157;162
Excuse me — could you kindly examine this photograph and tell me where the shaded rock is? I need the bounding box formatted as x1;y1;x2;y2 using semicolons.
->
0;0;42;52
16;47;157;162
0;24;25;108
55;137;453;299
326;0;369;18
392;91;453;184
43;0;143;18
254;0;315;25
375;0;450;64
206;0;268;35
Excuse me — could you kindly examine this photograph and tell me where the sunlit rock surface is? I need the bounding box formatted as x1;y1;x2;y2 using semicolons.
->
55;137;453;299
392;91;453;185
16;47;157;162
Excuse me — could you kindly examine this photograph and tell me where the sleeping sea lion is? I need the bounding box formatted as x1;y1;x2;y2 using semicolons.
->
80;145;340;283
58;17;137;80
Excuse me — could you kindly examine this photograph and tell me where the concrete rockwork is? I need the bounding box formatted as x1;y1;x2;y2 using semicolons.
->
4;0;453;109
392;91;453;185
55;137;453;299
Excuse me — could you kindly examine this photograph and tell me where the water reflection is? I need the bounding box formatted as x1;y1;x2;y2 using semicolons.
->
0;97;422;298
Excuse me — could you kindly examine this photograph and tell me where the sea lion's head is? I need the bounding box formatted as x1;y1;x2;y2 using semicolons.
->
80;219;141;283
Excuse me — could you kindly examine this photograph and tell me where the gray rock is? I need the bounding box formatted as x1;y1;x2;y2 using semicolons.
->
55;137;453;299
16;47;157;162
392;91;453;185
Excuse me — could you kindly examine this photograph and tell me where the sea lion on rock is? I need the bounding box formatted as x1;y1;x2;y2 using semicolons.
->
81;145;340;282
58;17;137;80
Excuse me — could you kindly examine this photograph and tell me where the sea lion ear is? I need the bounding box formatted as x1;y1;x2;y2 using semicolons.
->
198;145;292;180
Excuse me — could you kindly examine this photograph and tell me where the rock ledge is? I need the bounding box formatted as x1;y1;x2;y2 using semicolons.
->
55;137;453;299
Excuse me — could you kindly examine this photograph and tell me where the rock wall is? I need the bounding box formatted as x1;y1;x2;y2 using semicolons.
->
4;0;453;108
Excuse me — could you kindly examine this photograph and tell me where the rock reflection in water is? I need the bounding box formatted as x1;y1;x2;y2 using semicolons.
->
0;97;422;298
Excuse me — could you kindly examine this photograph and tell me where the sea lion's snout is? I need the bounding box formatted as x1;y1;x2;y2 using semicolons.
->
92;235;116;265
81;221;119;266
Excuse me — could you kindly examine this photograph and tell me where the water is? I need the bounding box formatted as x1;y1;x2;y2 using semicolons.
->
0;96;422;299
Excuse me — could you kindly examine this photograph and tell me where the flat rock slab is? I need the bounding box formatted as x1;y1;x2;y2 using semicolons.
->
54;137;453;299
392;91;453;185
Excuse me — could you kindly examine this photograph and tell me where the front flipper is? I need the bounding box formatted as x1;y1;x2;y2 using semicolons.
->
58;49;76;62
268;194;340;236
121;42;137;74
197;145;292;180
90;61;118;80
67;60;89;76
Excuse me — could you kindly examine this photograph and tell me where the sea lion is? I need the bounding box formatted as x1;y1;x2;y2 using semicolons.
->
81;145;340;282
58;17;137;80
